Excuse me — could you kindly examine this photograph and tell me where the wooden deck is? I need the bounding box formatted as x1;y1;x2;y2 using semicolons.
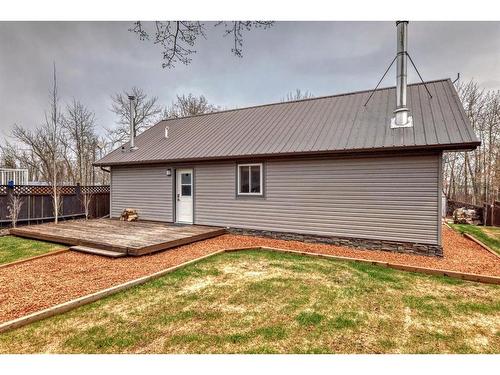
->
10;219;226;256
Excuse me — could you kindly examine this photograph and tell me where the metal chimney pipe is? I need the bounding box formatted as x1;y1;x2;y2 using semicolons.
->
391;21;413;128
128;95;138;151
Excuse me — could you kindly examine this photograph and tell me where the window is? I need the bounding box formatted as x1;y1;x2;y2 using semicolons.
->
238;163;263;196
180;172;192;196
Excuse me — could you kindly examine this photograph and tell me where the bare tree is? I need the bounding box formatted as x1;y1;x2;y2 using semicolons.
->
3;66;108;189
130;21;274;69
94;136;111;185
9;125;59;184
107;87;163;147
48;63;63;223
443;79;500;208
7;193;23;228
0;141;42;182
5;115;102;188
164;94;220;119
282;89;315;102
80;190;94;220
0;148;17;169
62;99;98;185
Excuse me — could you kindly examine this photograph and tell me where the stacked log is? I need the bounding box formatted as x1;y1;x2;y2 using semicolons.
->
120;208;138;222
453;207;480;225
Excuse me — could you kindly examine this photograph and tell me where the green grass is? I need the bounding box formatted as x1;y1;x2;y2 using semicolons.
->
296;311;324;326
0;235;63;265
0;249;499;354
449;223;500;255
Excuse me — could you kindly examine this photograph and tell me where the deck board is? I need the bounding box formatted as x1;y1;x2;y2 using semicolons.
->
10;219;226;256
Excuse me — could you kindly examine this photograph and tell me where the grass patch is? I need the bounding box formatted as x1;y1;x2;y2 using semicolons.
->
348;261;399;283
0;249;499;354
254;325;287;340
0;235;62;264
329;312;360;330
450;223;500;255
454;300;500;315
403;295;451;318
296;311;324;326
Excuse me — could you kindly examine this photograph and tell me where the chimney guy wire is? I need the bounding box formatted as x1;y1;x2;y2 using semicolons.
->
364;52;433;107
363;55;397;107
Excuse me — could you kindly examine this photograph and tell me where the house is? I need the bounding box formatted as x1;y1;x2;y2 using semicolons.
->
0;168;28;185
95;79;478;257
95;23;479;257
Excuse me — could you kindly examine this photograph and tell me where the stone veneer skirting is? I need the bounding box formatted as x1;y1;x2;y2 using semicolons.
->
227;228;443;257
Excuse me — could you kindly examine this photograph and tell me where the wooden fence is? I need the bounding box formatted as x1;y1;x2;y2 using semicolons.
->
0;185;110;227
484;202;500;227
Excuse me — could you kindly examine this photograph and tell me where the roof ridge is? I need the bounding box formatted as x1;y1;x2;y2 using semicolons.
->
156;78;451;124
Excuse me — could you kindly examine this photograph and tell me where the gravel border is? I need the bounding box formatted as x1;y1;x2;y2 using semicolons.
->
462;233;500;259
0;226;498;325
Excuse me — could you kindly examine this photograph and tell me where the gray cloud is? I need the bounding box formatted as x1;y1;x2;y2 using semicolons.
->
0;21;499;138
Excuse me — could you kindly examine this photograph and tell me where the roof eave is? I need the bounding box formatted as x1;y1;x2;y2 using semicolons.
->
93;141;481;167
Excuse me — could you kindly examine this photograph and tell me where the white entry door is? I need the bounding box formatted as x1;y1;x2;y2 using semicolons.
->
176;169;193;224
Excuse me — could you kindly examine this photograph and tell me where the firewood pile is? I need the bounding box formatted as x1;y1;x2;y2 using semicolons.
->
120;208;138;222
453;207;480;225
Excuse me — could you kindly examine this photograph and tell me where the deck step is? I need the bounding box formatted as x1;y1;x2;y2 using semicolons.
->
70;245;126;258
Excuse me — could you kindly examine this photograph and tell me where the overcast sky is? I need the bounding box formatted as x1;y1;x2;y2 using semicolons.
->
0;21;499;138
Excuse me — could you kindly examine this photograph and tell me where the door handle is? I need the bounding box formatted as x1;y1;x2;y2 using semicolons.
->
177;193;180;201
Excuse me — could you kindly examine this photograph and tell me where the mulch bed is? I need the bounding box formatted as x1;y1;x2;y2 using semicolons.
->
0;226;498;324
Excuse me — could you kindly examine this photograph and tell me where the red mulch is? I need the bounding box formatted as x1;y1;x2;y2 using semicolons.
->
0;226;498;324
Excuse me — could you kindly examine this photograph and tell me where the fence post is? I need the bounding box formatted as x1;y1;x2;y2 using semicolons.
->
75;183;81;216
95;193;99;218
6;185;13;215
5;184;15;227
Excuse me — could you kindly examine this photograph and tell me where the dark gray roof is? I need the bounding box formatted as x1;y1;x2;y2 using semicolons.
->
96;78;479;166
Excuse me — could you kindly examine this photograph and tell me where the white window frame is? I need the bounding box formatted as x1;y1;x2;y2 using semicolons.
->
237;163;263;196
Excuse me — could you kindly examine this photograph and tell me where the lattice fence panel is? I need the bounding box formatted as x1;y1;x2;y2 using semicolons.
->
81;185;110;194
0;185;110;196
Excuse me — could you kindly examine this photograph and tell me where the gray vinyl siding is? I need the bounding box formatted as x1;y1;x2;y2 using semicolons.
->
110;165;173;222
109;154;440;245
194;154;440;245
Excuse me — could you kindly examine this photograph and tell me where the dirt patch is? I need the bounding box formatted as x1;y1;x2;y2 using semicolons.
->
182;277;216;293
0;226;498;324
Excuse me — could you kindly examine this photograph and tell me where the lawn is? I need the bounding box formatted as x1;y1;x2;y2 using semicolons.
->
0;250;498;354
0;235;63;265
450;223;500;255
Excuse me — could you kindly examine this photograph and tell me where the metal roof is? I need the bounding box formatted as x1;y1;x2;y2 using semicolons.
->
95;79;480;166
